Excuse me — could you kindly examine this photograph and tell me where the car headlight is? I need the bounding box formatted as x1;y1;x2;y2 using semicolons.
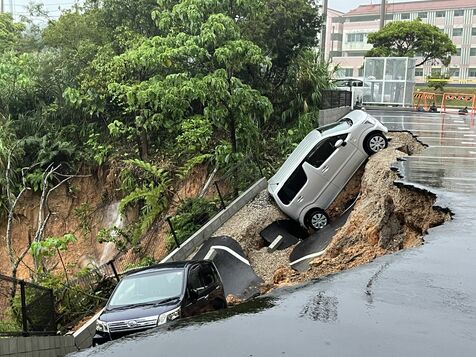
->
158;307;181;325
96;319;109;333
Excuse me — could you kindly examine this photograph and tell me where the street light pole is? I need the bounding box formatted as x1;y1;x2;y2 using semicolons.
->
379;0;386;29
1;0;4;14
320;0;329;62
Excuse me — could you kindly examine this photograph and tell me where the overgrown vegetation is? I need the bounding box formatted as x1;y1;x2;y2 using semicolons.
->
0;0;335;331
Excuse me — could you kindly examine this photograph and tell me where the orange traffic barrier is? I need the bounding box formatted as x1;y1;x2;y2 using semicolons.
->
441;93;476;114
413;91;436;111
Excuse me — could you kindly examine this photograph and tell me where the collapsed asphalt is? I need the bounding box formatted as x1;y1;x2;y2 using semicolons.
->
71;110;476;356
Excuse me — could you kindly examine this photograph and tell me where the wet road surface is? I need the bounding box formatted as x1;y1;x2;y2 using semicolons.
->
71;111;476;357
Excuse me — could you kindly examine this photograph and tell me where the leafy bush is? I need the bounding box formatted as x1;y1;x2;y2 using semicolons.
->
166;197;218;250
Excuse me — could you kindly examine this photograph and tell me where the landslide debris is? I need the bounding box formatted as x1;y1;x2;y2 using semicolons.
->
215;132;451;289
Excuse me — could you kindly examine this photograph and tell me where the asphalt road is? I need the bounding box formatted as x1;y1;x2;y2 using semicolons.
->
71;110;476;357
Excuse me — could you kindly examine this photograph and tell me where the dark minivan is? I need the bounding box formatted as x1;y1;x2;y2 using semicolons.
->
93;261;227;345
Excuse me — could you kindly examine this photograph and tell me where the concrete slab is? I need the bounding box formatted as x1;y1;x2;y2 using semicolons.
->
192;236;263;300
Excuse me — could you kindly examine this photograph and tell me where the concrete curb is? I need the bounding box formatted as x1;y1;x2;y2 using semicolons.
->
160;177;268;263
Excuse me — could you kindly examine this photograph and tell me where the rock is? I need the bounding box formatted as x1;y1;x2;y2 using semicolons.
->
226;294;243;306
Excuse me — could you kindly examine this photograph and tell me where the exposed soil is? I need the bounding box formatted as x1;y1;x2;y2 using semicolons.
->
214;132;451;291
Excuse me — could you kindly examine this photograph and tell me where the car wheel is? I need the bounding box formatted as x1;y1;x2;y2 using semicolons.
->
364;132;388;155
306;209;329;230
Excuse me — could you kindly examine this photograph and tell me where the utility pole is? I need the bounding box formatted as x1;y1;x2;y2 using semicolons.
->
1;0;4;14
320;0;329;62
379;0;386;29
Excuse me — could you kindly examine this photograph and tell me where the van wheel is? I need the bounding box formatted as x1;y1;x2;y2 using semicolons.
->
305;209;329;230
364;132;388;155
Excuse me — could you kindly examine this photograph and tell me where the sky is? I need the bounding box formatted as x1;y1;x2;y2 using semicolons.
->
5;0;431;19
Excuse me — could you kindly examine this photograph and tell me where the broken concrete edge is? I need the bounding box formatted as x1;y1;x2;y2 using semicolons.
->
0;335;77;357
71;178;267;350
160;177;268;263
72;308;104;351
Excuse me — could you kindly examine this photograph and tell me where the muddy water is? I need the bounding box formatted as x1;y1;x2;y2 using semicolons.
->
71;111;476;356
98;202;124;265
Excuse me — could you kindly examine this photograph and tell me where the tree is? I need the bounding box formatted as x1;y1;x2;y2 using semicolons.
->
366;19;457;67
0;13;25;54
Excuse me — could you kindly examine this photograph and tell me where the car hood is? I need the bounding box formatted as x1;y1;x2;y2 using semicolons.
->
99;302;181;323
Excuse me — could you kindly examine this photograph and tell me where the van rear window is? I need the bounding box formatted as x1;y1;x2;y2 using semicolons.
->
278;165;307;205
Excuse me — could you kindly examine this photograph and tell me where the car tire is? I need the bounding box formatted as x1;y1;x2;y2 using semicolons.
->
364;132;388;155
305;209;329;230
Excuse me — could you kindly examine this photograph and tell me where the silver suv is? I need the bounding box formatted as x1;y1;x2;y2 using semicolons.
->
268;110;388;230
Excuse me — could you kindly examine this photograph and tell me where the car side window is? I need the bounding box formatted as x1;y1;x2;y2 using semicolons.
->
306;135;348;168
188;266;202;291
199;264;215;288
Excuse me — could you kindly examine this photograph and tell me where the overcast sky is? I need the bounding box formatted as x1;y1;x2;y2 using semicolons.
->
7;0;429;19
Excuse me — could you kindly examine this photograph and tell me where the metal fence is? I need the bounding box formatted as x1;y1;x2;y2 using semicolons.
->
319;89;352;109
0;274;56;336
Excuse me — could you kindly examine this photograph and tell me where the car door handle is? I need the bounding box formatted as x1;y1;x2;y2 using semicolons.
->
297;196;304;203
321;166;329;173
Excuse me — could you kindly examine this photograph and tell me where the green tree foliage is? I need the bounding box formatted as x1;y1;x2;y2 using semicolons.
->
0;13;25;53
1;0;329;276
366;19;457;67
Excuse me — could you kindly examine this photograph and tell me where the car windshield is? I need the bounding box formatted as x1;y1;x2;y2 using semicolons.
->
317;119;353;135
108;269;184;307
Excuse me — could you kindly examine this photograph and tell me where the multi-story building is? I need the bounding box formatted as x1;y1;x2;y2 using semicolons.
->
325;0;476;83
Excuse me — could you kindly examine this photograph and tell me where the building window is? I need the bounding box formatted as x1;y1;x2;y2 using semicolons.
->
415;68;424;77
470;48;476;56
358;67;364;77
449;68;460;77
436;11;445;17
431;68;442;76
454;10;464;16
469;68;476;77
472;28;476;36
345;51;368;57
343;68;353;77
418;12;427;18
453;28;463;36
349;15;379;22
346;33;366;42
474;9;476;15
456;48;462;56
401;13;410;19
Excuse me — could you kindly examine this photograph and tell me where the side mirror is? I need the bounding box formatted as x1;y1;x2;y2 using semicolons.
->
334;139;346;148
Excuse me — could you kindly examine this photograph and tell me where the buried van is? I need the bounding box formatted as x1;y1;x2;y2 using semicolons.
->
268;110;388;230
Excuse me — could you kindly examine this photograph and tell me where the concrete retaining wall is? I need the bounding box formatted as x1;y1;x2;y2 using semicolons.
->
72;177;267;350
161;177;268;263
0;335;77;357
319;106;351;126
72;309;104;351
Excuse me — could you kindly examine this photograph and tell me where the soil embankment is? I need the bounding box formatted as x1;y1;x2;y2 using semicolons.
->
215;132;451;290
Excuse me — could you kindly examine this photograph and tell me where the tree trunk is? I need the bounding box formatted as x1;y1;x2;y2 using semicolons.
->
138;127;149;161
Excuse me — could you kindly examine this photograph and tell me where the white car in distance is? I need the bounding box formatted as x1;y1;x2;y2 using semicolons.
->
268;110;388;230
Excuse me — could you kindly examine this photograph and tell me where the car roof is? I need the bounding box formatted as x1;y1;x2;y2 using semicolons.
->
123;261;201;277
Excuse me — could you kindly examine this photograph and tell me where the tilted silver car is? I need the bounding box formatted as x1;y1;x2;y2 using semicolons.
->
268;110;388;230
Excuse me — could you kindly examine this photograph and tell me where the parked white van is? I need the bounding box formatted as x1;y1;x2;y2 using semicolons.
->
268;110;388;230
